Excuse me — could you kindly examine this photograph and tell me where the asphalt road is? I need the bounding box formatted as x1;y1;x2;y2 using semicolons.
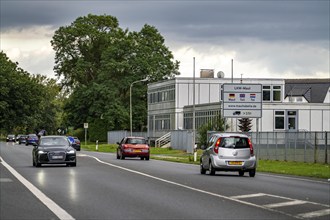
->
1;141;329;220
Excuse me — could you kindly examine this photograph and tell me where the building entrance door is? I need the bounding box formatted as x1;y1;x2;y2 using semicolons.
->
287;111;297;130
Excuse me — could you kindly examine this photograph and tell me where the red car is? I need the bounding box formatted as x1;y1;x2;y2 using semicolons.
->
116;137;150;160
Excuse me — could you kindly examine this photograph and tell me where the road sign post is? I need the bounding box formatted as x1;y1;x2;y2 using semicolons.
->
84;123;88;146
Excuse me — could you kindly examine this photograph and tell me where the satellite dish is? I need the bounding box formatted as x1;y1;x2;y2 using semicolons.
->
217;71;225;78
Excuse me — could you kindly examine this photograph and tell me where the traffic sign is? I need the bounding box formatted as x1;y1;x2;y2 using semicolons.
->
223;83;262;118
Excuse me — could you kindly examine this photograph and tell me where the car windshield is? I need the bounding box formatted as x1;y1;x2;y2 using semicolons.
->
221;137;249;149
40;137;69;146
126;138;146;144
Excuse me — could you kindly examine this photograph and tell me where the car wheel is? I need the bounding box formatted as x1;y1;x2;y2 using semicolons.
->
209;161;216;175
140;157;144;160
249;169;256;177
145;156;149;161
120;152;125;160
116;151;120;159
36;162;41;167
200;162;206;174
33;159;36;167
239;170;245;176
66;163;77;167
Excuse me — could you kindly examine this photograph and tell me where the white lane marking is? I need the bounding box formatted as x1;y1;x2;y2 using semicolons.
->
0;157;75;220
264;200;307;208
258;173;329;185
230;193;266;199
0;178;13;182
297;209;330;218
78;154;301;219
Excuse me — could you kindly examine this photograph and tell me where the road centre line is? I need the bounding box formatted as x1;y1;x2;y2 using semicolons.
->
78;154;301;219
0;157;75;220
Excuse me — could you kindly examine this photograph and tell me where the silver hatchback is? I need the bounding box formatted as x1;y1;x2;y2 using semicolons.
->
200;132;257;177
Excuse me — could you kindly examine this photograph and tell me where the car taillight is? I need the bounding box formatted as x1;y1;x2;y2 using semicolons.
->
214;138;221;154
248;138;254;156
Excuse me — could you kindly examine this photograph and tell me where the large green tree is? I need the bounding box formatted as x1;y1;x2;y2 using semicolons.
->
51;14;180;141
0;51;62;135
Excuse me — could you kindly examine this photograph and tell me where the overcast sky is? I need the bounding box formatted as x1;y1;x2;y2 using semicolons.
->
1;0;329;80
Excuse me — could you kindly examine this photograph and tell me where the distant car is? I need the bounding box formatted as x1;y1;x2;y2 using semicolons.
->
16;134;24;142
72;137;81;151
18;135;27;144
26;134;38;146
200;132;256;177
116;137;150;160
32;135;76;167
6;134;16;142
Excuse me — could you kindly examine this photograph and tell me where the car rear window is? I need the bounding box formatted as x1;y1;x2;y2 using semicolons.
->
221;137;249;149
126;138;146;144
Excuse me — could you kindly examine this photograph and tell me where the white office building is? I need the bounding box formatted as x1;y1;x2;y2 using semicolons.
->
147;73;330;139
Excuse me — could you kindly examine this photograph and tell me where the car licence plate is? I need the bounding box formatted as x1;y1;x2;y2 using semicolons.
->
52;155;63;159
228;161;243;165
133;149;142;152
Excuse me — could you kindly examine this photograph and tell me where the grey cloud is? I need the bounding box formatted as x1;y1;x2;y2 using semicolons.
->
1;1;328;43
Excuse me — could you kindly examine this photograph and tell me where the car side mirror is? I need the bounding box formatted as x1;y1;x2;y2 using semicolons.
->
116;142;120;145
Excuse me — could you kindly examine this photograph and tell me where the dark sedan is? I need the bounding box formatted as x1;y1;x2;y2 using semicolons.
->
116;137;150;160
18;135;27;144
26;134;38;146
72;137;81;151
6;134;16;142
32;135;77;167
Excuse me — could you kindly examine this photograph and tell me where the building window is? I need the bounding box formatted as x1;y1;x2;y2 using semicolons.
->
263;86;271;101
273;86;281;101
155;114;170;131
148;85;175;104
184;110;221;130
263;85;282;102
274;111;285;130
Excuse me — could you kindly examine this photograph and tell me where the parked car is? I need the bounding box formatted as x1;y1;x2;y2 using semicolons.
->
72;137;81;151
200;132;256;177
32;135;76;167
116;137;150;160
6;134;16;142
18;135;27;144
26;134;39;146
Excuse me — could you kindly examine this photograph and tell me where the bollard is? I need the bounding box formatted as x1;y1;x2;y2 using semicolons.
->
96;140;98;151
193;144;197;162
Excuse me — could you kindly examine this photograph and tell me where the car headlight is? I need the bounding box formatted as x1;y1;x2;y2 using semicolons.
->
67;150;75;154
38;150;45;154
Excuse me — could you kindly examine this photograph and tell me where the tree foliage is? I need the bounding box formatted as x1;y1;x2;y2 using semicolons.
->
51;14;180;141
197;114;228;148
238;118;252;132
0;51;63;135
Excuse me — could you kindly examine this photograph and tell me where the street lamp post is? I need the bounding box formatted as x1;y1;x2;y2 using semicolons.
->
130;78;148;136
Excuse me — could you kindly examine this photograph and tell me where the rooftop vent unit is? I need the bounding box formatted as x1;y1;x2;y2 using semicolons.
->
200;69;214;78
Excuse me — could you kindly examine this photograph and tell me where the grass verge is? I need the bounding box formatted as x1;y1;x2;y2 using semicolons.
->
82;143;330;180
